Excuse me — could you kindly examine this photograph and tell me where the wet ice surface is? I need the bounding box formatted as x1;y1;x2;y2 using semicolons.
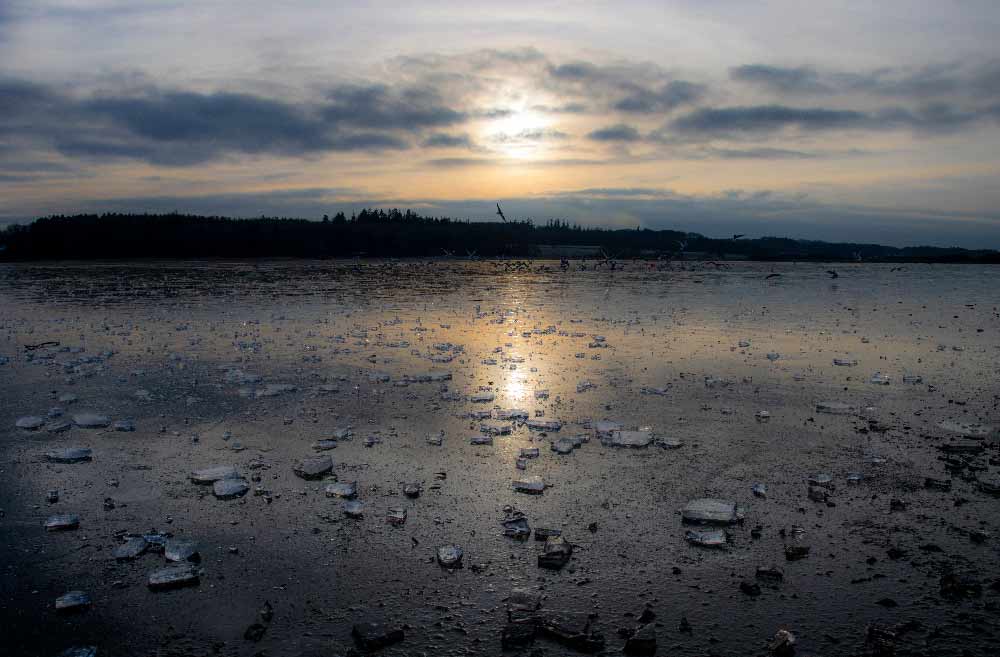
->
1;259;999;656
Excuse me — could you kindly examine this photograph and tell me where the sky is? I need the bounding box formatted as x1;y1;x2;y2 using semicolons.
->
2;0;1000;248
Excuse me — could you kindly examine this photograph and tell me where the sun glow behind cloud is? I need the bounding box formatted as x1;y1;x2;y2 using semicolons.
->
487;106;553;160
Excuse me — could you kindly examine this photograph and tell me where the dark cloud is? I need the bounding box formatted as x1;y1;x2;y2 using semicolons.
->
85;91;332;152
326;132;410;151
322;84;465;130
669;102;996;138
545;58;704;115
614;80;705;113
671;105;868;134
706;147;817;159
872;103;983;133
731;62;1000;101
587;124;641;141
730;65;830;93
0;77;57;115
427;157;496;168
421;132;475;148
0;79;435;166
547;61;600;80
549;187;679;198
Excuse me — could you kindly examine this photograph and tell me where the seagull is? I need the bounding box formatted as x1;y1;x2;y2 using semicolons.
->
732;234;745;240
496;202;508;223
826;270;839;279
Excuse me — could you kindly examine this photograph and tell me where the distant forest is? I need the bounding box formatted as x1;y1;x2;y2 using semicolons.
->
1;210;998;262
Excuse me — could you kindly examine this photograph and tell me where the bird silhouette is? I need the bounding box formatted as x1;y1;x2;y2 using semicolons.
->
765;273;781;279
826;270;839;279
732;234;745;240
496;202;508;223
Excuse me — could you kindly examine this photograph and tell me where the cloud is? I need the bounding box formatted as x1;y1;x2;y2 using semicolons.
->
545;58;704;115
613;80;706;113
705;147;818;159
326;132;410;151
84;90;335;153
0;80;430;165
667;102;995;137
421;132;475;148
531;102;588;114
476;107;515;119
321;83;465;130
671;105;868;134
587;124;641;141
730;65;830;93
490;128;568;143
547;61;600;80
426;157;497;168
731;61;1000;101
7;49;994;173
548;187;681;199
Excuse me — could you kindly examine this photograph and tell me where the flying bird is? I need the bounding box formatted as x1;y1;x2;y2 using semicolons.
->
496;202;508;223
826;270;839;279
765;273;782;279
732;234;745;240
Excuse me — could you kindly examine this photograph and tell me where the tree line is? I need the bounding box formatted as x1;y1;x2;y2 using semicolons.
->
1;210;997;262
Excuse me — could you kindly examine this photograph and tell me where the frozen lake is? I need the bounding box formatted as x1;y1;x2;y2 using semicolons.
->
2;259;999;657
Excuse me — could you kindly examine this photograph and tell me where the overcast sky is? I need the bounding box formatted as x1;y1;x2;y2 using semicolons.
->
3;1;1000;247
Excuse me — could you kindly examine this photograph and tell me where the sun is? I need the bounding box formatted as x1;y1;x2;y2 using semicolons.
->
488;108;551;160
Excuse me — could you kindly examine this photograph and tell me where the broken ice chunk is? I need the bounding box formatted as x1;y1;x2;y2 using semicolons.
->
681;499;741;525
45;448;93;463
293;456;333;479
148;564;200;590
325;481;358;499
213;478;249;499
55;591;91;612
436;544;463;567
512;476;546;494
538;536;572;569
685;529;727;547
190;465;239;484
